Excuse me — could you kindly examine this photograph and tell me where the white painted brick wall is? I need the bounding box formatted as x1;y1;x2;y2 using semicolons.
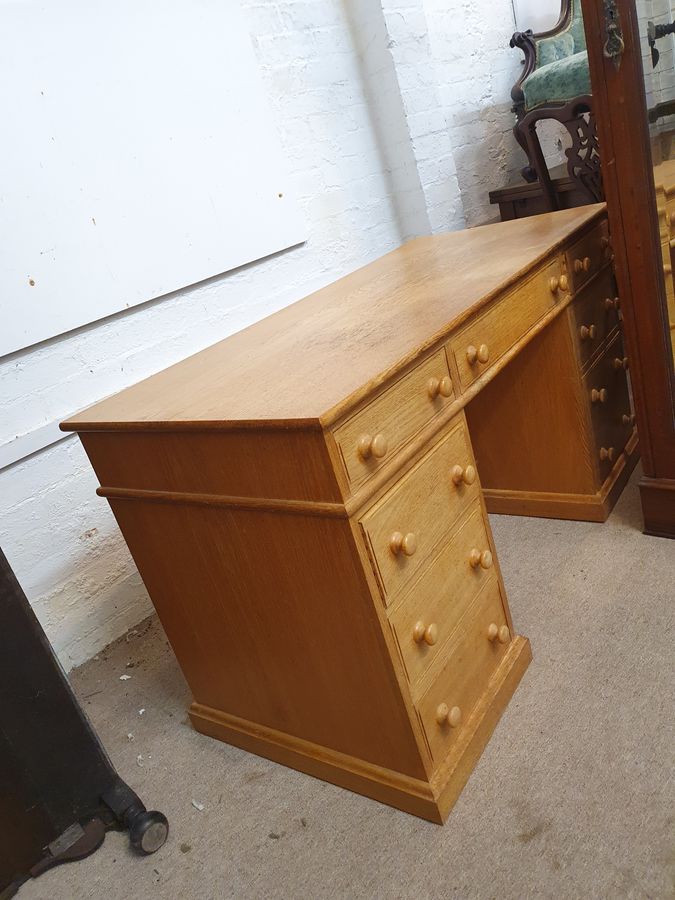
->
1;0;546;670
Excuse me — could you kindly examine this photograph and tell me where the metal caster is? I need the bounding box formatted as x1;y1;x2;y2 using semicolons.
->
127;809;169;855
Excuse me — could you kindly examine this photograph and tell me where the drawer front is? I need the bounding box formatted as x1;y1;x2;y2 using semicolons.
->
570;267;620;368
360;419;479;604
567;219;611;290
333;350;454;489
585;333;633;481
449;257;563;391
417;578;511;763
389;507;496;687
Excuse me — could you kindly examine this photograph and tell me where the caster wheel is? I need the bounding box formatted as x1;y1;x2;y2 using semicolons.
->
128;810;169;855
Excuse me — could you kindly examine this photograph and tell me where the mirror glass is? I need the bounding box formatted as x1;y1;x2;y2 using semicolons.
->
640;0;675;374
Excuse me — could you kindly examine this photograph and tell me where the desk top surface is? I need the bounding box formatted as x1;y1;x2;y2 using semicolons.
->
63;204;604;432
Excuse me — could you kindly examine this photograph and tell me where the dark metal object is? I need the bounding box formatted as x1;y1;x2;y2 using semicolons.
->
647;19;675;67
603;0;625;69
0;547;168;898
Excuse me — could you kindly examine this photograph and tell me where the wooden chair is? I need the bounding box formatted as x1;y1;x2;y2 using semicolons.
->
510;0;601;210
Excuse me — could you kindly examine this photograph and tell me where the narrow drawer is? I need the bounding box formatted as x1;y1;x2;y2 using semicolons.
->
449;256;563;391
416;578;511;763
567;219;611;290
389;507;497;688
585;332;633;482
360;418;479;604
569;266;620;369
333;350;454;489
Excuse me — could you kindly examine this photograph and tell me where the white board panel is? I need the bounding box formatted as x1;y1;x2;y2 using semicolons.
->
0;0;306;357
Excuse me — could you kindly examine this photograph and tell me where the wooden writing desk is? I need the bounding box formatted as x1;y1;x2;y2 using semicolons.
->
63;203;638;823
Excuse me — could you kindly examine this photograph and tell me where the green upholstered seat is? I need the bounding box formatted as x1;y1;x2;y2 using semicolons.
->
523;50;591;110
521;0;590;111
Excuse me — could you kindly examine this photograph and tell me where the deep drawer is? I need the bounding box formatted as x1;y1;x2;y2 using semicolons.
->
416;578;511;763
360;418;479;604
389;507;497;688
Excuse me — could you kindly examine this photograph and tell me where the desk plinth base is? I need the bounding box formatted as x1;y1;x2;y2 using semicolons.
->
482;431;640;523
189;636;532;824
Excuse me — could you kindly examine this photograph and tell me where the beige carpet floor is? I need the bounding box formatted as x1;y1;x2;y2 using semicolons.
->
19;466;675;900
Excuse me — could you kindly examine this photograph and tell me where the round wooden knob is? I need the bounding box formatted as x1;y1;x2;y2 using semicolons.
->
604;297;614;311
559;274;569;292
669;210;675;226
357;433;388;460
613;356;629;371
591;388;608;404
466;344;489;365
413;621;438;646
549;276;560;294
487;623;511;644
614;296;620;309
451;464;476;486
427;375;453;399
579;324;597;341
584;256;591;271
469;548;493;569
599;446;615;462
622;413;636;426
389;531;417;557
435;703;462;728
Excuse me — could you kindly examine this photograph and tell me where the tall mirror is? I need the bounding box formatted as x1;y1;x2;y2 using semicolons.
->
643;1;675;369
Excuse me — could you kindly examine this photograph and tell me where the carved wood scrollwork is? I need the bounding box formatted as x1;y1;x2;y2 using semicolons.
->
564;107;603;202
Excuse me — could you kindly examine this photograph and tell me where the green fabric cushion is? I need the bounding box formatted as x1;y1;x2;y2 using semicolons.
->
523;49;591;110
569;0;587;51
537;32;575;68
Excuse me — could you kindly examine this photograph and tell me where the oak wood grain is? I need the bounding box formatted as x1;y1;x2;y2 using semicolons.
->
449;256;563;390
359;419;479;603
61;205;605;432
388;508;497;690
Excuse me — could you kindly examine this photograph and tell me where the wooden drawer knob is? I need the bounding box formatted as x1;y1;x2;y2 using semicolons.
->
427;375;453;399
466;344;489;366
579;324;597;341
413;621;438;646
574;256;592;273
622;413;636;426
604;296;620;311
549;276;560;294
389;531;417;557
487;623;511;644
357;433;388;460
591;388;608;404
559;274;569;292
451;464;476;486
613;356;629;371
600;446;616;462
469;548;493;570
435;703;462;728
669;210;675;226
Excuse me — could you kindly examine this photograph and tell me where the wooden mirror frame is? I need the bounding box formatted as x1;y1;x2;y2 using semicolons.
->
580;0;675;537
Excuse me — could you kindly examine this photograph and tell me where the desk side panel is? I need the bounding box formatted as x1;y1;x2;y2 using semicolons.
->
107;496;427;780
